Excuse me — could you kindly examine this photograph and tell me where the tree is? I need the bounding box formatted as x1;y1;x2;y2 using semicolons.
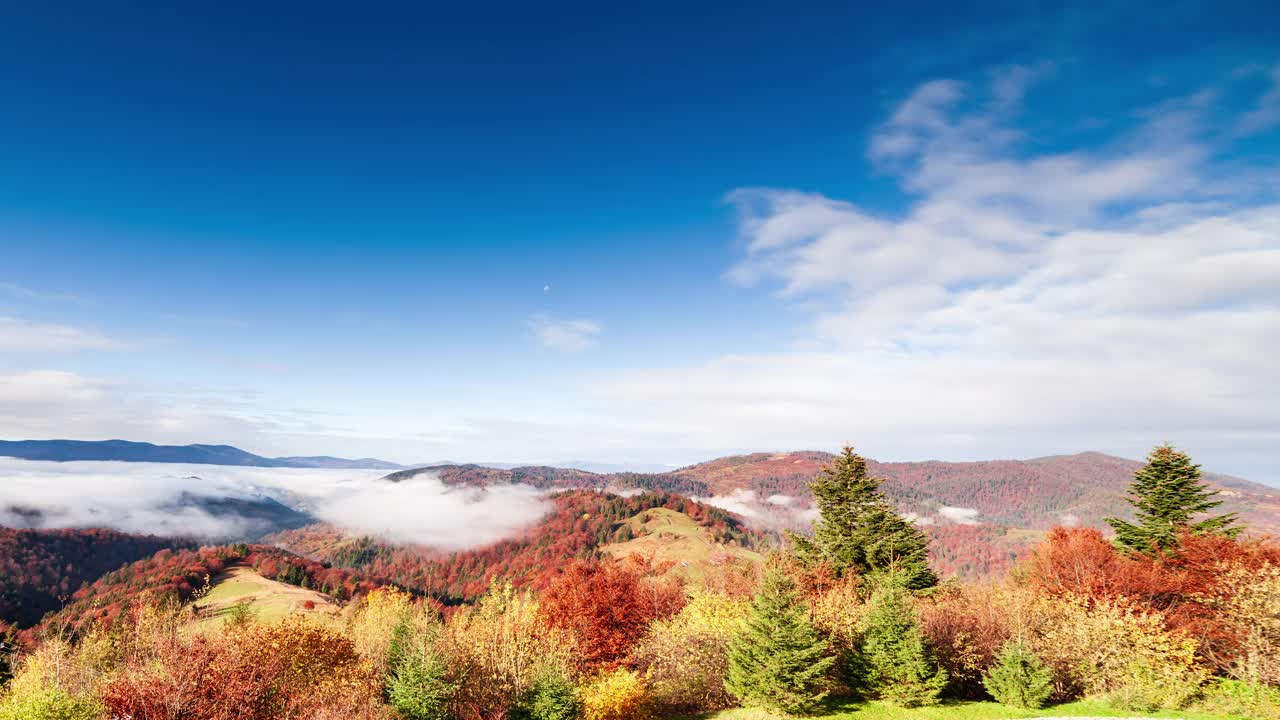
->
387;640;456;720
725;565;834;716
982;641;1053;709
1106;444;1239;555
859;579;947;707
790;447;937;590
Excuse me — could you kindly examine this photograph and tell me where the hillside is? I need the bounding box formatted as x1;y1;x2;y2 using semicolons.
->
267;490;768;603
600;507;762;583
0;439;402;469
0;528;189;627
664;450;1280;535
190;565;343;631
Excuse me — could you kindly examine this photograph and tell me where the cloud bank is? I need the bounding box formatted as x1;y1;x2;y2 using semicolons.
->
0;458;551;550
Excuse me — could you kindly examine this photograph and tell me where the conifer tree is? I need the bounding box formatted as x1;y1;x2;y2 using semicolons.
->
858;578;947;707
982;640;1053;709
790;447;937;590
1106;443;1239;555
725;565;834;716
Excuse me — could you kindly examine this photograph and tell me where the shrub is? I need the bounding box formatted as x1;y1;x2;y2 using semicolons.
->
859;580;947;707
0;687;102;720
444;581;578;720
1204;563;1280;685
982;641;1053;709
510;665;582;720
919;584;1012;699
1029;594;1208;706
1196;678;1280;720
807;573;867;694
580;669;653;720
539;559;684;671
0;636;106;720
630;590;749;714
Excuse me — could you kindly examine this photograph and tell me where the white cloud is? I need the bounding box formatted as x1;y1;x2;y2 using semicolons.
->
593;68;1280;479
0;316;124;352
696;488;759;517
0;458;551;550
528;314;601;352
936;506;981;525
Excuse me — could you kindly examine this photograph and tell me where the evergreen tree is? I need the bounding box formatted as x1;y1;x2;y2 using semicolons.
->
858;579;947;708
725;565;835;716
386;638;457;720
982;641;1054;709
1106;443;1240;555
790;447;937;590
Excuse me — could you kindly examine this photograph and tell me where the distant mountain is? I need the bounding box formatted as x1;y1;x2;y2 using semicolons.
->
271;455;403;470
0;439;403;470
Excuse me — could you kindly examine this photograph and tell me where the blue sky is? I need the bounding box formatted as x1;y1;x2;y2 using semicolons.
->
2;2;1278;481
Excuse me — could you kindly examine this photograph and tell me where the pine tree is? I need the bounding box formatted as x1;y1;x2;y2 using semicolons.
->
790;447;937;590
1106;443;1240;555
982;640;1053;709
725;565;835;716
858;579;947;708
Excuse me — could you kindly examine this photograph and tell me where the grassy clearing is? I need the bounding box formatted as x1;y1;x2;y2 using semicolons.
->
190;566;342;631
601;508;762;582
678;699;1250;720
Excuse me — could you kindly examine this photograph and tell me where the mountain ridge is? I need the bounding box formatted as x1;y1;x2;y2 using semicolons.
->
0;439;403;469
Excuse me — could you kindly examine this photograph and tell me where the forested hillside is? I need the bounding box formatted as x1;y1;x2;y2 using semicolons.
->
268;490;766;603
0;528;187;628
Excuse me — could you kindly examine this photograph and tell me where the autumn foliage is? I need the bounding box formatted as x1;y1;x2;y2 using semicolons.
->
539;558;685;671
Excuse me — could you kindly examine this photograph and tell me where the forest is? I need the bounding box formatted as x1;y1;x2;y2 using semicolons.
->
0;444;1276;720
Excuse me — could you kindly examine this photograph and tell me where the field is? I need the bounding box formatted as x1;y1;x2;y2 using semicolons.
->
190;565;342;631
680;699;1250;720
601;507;762;581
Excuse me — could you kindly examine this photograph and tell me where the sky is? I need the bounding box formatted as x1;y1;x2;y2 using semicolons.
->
1;2;1278;482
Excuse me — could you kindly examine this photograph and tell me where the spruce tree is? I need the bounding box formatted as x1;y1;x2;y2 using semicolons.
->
790;447;937;590
982;640;1053;709
725;565;835;716
1106;443;1239;555
858;578;947;708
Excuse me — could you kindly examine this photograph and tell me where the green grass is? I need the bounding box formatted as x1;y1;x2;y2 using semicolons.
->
678;699;1251;720
190;566;341;631
601;508;763;583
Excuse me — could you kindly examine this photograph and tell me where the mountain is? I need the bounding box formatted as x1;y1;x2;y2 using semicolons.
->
669;450;1280;534
0;439;403;470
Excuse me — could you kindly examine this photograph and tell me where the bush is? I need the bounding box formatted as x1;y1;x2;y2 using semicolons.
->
0;687;102;720
982;641;1053;709
630;590;749;714
1196;678;1280;720
510;665;582;720
919;585;1013;699
859;581;947;707
580;669;652;720
443;582;578;720
1029;594;1208;706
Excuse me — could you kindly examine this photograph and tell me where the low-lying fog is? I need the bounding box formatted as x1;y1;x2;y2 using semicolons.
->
0;457;551;550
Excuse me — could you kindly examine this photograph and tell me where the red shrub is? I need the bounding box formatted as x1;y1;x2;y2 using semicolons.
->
539;558;685;670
